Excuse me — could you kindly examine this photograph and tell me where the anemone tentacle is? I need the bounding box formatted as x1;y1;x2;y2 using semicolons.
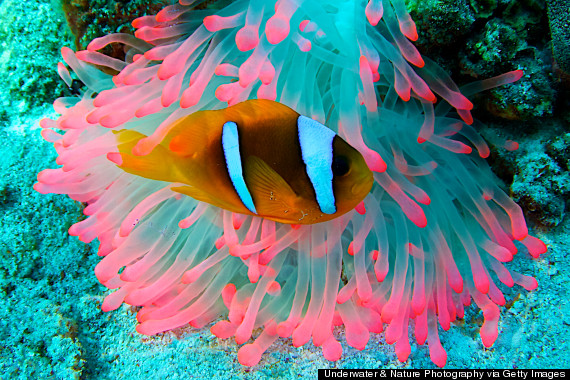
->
36;0;545;367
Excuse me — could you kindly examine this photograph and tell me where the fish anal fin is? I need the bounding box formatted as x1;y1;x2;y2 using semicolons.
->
172;185;215;205
113;129;147;148
172;185;249;214
244;156;299;219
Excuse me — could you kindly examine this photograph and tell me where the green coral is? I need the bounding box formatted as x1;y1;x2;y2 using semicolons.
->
58;0;170;50
408;0;476;48
511;137;570;227
0;0;73;119
470;0;498;18
545;0;570;73
0;123;99;378
492;60;556;119
472;20;526;70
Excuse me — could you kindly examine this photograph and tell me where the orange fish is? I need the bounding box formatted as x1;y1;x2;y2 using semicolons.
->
108;99;373;224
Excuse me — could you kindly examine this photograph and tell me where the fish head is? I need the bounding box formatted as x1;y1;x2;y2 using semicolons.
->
331;136;374;215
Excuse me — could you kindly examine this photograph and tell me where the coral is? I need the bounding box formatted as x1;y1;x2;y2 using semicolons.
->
409;0;475;50
469;0;498;19
502;0;545;32
0;125;99;378
409;0;555;121
408;0;475;71
511;132;570;227
59;0;171;51
471;19;525;71
481;57;556;120
480;120;570;228
0;0;72;118
511;139;569;228
461;19;556;120
545;0;570;73
35;0;546;368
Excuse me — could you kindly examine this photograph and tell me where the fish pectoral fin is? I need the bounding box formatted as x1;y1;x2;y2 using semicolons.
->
110;130;184;183
243;156;298;218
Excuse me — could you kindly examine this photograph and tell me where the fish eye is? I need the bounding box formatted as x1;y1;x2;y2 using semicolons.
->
332;155;350;176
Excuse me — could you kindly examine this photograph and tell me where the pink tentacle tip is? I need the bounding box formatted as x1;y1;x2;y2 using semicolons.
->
322;337;343;361
132;137;157;156
93;262;113;284
39;117;57;129
236;25;260;51
480;305;500;347
60;46;75;62
504;140;519;151
106;152;123;165
215;236;226;249
371;250;379;260
215;82;243;102
41;129;62;143
511;69;524;81
215;63;239;77
203;15;226;32
267;281;281;295
355;201;366;215
74;50;89;63
204;14;243;32
364;148;387;172
522;235;547;258
400;20;418;42
458;109;474;125
135;322;156;336
265;14;290;45
181;269;200;284
395;338;411;362
238;344;262;366
131;15;155;29
259;61;275;84
276;320;294;338
232;213;246;229
294;35;311;52
365;0;383;26
57;62;73;87
211;320;236;339
221;283;236;306
430;343;447;368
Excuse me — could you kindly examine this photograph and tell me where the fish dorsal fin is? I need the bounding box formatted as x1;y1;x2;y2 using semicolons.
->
167;111;221;158
243;156;299;219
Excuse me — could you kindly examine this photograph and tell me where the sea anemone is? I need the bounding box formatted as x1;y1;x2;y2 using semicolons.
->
35;0;546;367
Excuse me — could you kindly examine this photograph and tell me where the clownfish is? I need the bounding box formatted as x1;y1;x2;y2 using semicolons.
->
108;99;373;224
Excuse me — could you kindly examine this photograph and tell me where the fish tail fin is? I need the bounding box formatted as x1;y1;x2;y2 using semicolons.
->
108;129;186;183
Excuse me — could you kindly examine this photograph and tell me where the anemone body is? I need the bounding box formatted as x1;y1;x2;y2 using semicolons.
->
36;0;546;367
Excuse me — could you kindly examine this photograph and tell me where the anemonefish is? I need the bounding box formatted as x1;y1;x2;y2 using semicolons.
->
108;99;373;224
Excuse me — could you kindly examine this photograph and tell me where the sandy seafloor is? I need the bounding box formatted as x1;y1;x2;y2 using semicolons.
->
1;1;569;379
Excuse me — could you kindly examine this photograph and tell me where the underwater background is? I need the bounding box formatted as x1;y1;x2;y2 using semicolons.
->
0;0;569;378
